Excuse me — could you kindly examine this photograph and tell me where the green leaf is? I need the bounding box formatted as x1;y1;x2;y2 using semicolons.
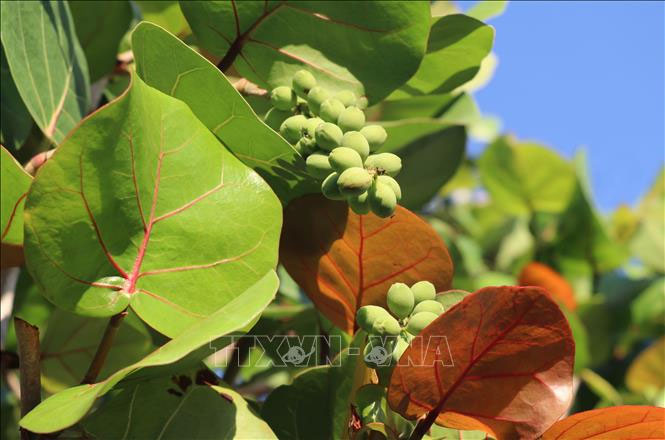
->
24;73;282;337
83;370;276;439
40;309;153;393
131;21;317;203
478;136;576;215
137;0;190;36
631;168;664;273
180;1;431;103
465;0;508;21
389;14;494;99
262;366;333;439
630;278;665;332
69;0;133;81
1;46;32;150
1;146;31;245
19;270;279;434
0;0;90;143
579;368;622;406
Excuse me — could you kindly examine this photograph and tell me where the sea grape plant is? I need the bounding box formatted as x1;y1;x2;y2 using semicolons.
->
1;1;663;440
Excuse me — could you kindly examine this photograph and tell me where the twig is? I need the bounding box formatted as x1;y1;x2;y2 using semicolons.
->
222;336;253;385
409;406;440;440
232;78;268;97
14;317;40;439
81;311;127;384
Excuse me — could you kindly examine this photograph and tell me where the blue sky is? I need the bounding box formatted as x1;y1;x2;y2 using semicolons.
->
461;1;664;212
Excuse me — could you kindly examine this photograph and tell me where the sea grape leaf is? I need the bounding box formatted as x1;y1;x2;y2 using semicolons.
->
0;1;90;143
478;136;576;215
1;47;32;150
626;337;665;395
83;369;276;439
131;21;317;203
387;286;575;439
1;145;31;246
136;0;191;36
262;366;332;439
630;278;665;333
180;1;431;104
40;309;153;393
389;14;494;100
542;406;665;440
281;195;454;333
631;168;664;273
19;270;279;434
23;73;282;337
518;261;577;311
465;1;508;22
69;0;133;81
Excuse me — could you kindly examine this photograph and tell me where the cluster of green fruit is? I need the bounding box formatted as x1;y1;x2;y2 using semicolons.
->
264;70;402;218
355;281;445;369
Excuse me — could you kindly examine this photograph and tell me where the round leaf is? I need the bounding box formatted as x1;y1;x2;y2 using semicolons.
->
1;145;31;245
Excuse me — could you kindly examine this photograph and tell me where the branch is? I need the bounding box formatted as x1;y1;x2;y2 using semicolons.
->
232;78;268;97
81;311;127;384
222;335;252;385
14;317;40;439
409;407;440;440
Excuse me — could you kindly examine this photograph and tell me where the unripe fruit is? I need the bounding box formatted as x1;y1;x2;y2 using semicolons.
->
387;283;415;319
334;90;357;107
293;139;307;156
292;70;317;98
341;131;370;160
329;147;363;172
364;153;402;177
348;191;370;215
406;312;438;335
280;115;307;144
270;86;296;110
337;106;366;132
337;167;372;196
299;135;317;154
315;122;344;150
295;98;310;117
356;96;369;110
302;117;324;139
376;175;401;201
263;108;291;131
412;300;444;316
305;152;332;179
321;172;345;200
360;125;388;150
368;181;397;218
319;98;346;123
411;281;436;303
306;87;329;115
356;305;400;336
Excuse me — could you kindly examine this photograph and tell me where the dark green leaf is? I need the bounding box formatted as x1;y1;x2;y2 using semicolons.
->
24;73;282;336
1;145;31;245
1;0;90;142
137;0;190;35
180;1;431;103
465;0;508;21
631;168;664;273
0;46;32;149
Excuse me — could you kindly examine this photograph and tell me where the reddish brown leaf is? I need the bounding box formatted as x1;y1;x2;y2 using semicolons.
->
542;406;665;440
519;262;577;311
387;286;575;440
280;195;453;333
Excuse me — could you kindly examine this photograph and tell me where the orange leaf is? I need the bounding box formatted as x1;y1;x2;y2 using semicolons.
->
518;262;577;311
542;406;665;440
280;195;453;334
387;286;575;440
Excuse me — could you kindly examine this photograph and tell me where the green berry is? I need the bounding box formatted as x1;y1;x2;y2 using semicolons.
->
337;167;372;196
299;135;317;154
411;281;436;303
337;106;366;132
306;87;329;115
302;117;323;139
334;90;357;107
295;97;311;116
356;96;369;110
341;131;370;160
387;283;415;319
321;172;345;200
264;108;291;131
319;98;346;123
406;312;438;335
364;153;402;177
360;125;388;150
412;300;444;316
329;147;363;172
348;191;370;215
315;122;344;150
356;305;400;336
368;181;397;218
305;152;332;179
292;70;317;98
279;115;307;144
376;175;401;201
270;86;296;110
